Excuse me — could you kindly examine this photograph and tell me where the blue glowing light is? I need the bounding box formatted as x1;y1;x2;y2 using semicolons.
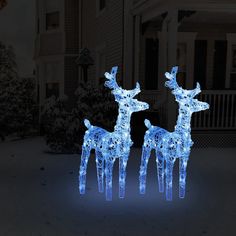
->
79;66;149;201
139;66;209;201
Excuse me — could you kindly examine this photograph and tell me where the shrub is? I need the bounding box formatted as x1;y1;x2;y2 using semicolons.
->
0;42;36;140
42;80;117;153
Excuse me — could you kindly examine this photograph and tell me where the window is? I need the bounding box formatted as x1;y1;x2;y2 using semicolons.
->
98;53;106;80
212;40;227;89
194;40;207;89
46;83;59;98
45;62;60;98
145;38;159;90
229;44;236;89
46;11;59;30
37;18;40;34
177;43;187;88
96;44;106;84
97;52;106;83
99;0;106;11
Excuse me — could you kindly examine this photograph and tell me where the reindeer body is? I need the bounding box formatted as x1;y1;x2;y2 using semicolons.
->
79;67;148;201
139;66;209;201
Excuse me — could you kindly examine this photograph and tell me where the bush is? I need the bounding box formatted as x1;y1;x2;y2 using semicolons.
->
75;81;117;131
42;96;81;154
42;80;117;153
0;42;36;140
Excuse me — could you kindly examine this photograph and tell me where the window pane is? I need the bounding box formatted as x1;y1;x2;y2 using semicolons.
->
213;40;227;89
194;40;207;89
145;38;159;90
46;12;59;30
46;83;59;98
99;0;106;11
177;43;187;88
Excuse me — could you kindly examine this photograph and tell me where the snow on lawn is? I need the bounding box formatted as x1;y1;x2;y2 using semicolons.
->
0;137;235;236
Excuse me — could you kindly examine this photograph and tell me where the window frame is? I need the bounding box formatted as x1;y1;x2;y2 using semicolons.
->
45;11;60;31
96;0;106;17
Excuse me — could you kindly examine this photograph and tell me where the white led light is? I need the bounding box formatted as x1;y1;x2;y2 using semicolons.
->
79;66;149;200
139;66;209;201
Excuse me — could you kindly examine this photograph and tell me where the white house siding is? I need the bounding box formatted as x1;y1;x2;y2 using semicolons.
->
82;0;124;84
64;0;79;104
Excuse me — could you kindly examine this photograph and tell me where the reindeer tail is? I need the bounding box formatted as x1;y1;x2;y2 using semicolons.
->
144;119;152;129
84;119;91;129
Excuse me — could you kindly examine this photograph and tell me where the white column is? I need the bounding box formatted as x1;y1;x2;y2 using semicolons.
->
134;15;141;88
226;33;236;88
158;24;168;89
123;0;134;89
167;9;178;70
166;9;178;130
178;32;197;88
206;39;214;89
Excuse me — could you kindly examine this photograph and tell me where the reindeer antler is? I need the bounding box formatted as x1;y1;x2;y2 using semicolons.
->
104;67;141;98
104;66;120;90
190;82;201;97
165;66;179;90
128;82;141;97
165;66;202;98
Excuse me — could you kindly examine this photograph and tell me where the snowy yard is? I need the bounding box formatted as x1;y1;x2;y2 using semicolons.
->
0;137;235;236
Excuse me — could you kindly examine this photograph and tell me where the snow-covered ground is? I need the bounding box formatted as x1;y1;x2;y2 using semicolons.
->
0;137;235;236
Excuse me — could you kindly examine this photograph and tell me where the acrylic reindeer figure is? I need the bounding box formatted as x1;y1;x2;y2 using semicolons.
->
139;66;209;201
79;66;149;201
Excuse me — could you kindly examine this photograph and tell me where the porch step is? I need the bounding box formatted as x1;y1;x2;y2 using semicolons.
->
192;131;236;148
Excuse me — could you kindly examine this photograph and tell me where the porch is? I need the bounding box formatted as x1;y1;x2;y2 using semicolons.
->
130;1;236;136
140;90;236;131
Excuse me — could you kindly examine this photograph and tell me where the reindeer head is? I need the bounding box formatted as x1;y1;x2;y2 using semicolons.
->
165;66;209;113
104;67;149;113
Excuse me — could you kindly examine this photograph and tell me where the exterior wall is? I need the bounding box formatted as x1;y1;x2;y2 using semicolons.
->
64;0;79;54
82;0;124;84
35;0;127;108
35;0;80;108
64;0;80;103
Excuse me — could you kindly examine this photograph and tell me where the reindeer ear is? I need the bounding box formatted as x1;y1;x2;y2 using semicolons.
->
135;82;140;91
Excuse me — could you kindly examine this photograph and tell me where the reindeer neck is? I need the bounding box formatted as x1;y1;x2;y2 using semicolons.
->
114;107;132;136
174;105;192;139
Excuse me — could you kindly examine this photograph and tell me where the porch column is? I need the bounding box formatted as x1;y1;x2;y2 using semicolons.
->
134;15;141;87
158;26;168;89
166;9;178;130
123;0;134;89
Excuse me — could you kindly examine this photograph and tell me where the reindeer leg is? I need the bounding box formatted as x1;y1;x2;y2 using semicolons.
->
156;151;164;193
179;157;188;198
105;158;115;201
79;146;91;194
95;150;104;193
166;159;174;201
119;153;129;198
139;146;151;194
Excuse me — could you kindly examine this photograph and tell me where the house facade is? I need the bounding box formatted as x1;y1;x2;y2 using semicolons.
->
35;0;80;107
130;0;236;144
35;0;236;145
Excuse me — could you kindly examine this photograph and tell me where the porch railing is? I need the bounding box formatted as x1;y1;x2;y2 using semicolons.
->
141;90;236;130
192;90;236;130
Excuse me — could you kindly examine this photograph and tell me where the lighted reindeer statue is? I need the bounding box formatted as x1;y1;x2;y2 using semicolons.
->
139;66;209;201
79;66;149;201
